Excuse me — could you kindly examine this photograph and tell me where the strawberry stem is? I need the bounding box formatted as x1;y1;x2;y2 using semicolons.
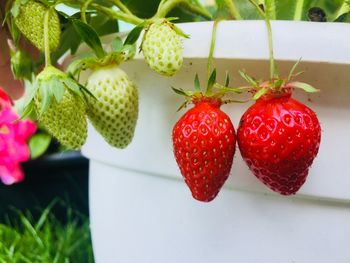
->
43;9;51;66
153;0;211;20
112;0;134;15
294;0;305;20
223;0;242;19
81;0;93;23
88;2;144;25
248;0;278;81
206;20;219;95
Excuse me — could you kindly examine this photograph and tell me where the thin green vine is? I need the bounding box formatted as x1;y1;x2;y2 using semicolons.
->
294;0;305;20
223;0;242;20
206;20;219;95
249;0;277;81
112;0;133;15
153;0;211;20
81;0;93;24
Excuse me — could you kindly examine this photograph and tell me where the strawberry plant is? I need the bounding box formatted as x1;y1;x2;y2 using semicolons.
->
232;0;322;195
172;21;242;202
1;0;349;198
2;0;211;149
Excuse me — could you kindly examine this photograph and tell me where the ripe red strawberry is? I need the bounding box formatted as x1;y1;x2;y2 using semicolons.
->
237;89;321;195
173;97;236;202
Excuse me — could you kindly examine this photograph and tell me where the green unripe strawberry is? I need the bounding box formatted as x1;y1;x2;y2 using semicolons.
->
142;19;183;77
86;65;138;149
14;0;61;52
34;66;87;149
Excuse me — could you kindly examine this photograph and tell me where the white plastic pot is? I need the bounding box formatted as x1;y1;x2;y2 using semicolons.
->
81;21;350;263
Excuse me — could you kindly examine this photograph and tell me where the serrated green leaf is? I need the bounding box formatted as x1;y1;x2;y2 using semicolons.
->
289;81;319;93
253;87;268;100
72;19;105;58
124;22;146;46
194;74;201;91
29;133;52;159
111;37;123;52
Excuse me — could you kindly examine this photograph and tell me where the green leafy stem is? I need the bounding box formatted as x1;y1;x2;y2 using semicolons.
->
70;0;211;26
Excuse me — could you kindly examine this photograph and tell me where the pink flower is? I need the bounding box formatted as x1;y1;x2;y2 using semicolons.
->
0;88;36;185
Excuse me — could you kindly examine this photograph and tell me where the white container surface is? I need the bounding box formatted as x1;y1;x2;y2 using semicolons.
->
81;21;350;263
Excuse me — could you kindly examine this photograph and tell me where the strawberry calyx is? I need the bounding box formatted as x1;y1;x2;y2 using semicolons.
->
242;1;319;101
20;65;94;119
67;35;137;79
239;73;319;101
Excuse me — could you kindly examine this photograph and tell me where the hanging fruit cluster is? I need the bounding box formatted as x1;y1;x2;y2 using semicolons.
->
2;0;324;200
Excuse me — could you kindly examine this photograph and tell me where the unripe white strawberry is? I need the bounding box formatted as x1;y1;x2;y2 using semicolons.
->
34;66;87;149
142;19;183;77
86;65;138;148
14;0;61;52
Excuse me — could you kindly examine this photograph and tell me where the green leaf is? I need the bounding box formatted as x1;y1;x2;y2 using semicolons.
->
38;85;53;116
253;87;268;100
62;78;80;94
29;133;52;159
52;20;82;62
124;22;146;46
215;84;245;94
224;71;230;87
172;87;188;96
171;23;190;38
89;14;119;36
19;101;35;120
207;69;217;92
239;70;258;86
72;19;105;58
111;37;123;52
274;79;284;89
23;79;39;107
50;78;65;103
194;74;201;91
10;49;33;80
288;58;302;81
289;81;320;93
79;83;97;100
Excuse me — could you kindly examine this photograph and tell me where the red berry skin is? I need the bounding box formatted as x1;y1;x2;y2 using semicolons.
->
237;92;321;195
172;98;236;202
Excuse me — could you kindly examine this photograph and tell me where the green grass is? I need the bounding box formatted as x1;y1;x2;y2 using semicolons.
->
0;202;94;263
